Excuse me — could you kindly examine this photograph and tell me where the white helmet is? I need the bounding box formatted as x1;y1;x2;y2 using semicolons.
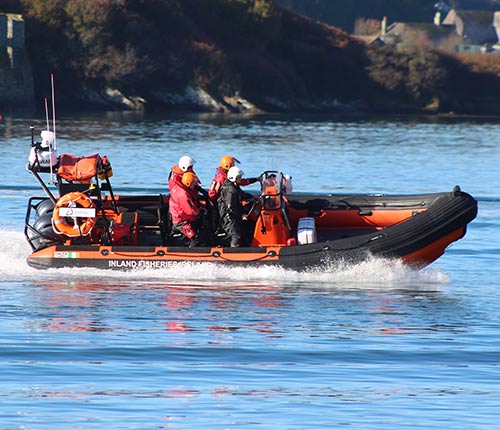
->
178;155;195;172
227;166;244;183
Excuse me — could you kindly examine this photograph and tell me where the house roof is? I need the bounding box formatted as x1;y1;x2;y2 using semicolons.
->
353;35;386;46
386;22;460;38
443;9;495;25
448;0;500;10
442;9;498;43
384;22;466;46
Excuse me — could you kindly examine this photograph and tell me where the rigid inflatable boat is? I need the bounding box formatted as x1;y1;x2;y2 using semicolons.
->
24;130;477;272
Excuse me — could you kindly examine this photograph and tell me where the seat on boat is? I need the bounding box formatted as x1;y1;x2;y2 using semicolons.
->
160;194;215;247
57;182;101;196
55;152;117;210
157;194;171;245
112;211;139;246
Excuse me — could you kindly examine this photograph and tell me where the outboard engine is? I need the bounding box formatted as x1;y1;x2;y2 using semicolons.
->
28;213;59;250
26;198;60;250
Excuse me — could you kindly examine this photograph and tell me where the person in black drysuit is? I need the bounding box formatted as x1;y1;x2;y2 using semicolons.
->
217;166;254;247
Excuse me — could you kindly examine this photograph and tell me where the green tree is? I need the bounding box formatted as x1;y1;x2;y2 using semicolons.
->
406;48;448;102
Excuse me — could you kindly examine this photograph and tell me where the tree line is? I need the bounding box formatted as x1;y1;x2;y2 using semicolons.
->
1;0;500;114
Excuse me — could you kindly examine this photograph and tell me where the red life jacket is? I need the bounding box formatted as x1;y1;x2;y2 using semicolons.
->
168;164;184;193
169;182;200;224
208;166;252;202
208;166;227;202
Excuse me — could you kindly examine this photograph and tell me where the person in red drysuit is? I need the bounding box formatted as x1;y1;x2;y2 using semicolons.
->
168;155;196;193
169;171;207;247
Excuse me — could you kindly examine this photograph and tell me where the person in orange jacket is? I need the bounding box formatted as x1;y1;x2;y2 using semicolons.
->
208;155;260;204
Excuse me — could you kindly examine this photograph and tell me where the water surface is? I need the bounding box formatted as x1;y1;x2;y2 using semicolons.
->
0;112;499;429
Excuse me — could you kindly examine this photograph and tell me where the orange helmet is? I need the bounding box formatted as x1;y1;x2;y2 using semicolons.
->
181;172;198;189
220;155;240;171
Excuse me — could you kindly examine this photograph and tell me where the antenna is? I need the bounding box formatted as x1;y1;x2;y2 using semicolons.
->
43;96;55;182
51;73;57;151
44;97;50;131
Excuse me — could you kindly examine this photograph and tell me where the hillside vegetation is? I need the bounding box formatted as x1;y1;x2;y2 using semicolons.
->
3;0;500;114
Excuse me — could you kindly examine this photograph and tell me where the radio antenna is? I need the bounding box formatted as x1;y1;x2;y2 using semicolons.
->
44;97;50;131
51;73;57;150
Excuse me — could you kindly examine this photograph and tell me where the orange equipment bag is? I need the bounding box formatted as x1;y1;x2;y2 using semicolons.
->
57;153;100;183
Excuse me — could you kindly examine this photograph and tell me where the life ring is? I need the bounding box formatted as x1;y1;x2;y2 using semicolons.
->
52;192;96;237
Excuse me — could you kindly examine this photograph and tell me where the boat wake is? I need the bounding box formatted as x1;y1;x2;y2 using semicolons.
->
0;230;449;289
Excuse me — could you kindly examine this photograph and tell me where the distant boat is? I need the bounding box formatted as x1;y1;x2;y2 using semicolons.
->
24;130;477;272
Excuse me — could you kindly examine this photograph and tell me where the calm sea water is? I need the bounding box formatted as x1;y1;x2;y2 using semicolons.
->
0;112;499;429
